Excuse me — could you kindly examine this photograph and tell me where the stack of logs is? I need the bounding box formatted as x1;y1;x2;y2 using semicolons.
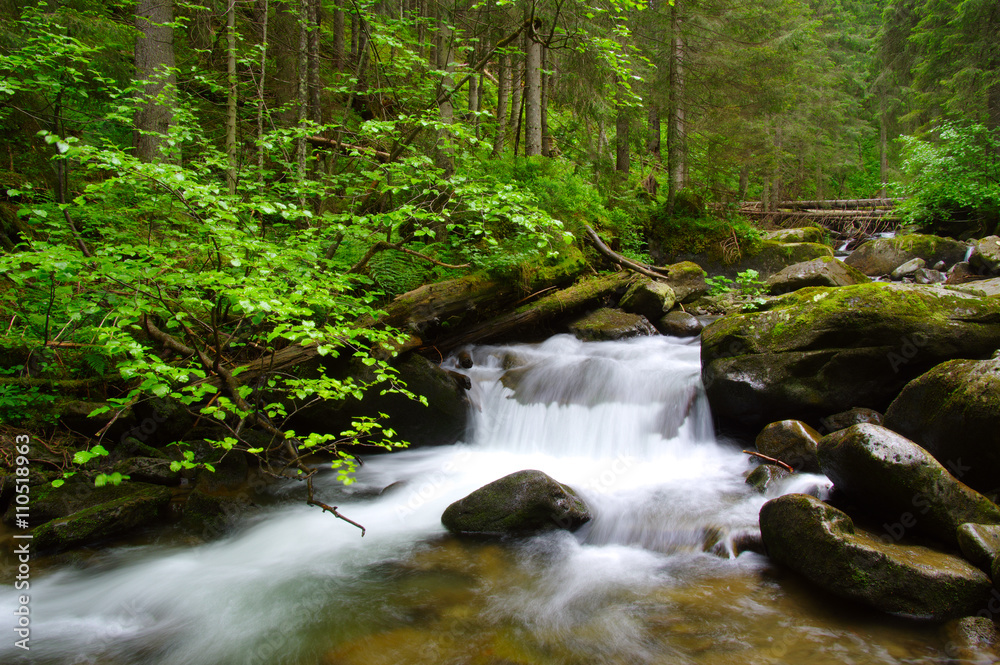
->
736;198;902;238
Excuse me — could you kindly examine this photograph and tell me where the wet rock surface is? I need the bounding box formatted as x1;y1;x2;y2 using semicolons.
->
755;420;822;473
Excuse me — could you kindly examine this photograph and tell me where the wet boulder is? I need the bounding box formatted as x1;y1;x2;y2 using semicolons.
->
657;311;702;337
844;234;969;276
619;279;676;319
701;283;1000;428
763;227;828;244
32;482;171;552
441;469;591;536
817;424;1000;547
745;464;791;494
884;357;1000;496
759;493;992;620
949;276;1000;298
664;261;708;303
914;268;946;284
970;235;1000;276
819;407;883;432
568;308;657;341
890;258;926;280
755;420;822;473
943;617;1000;664
957;523;1000;572
766;256;869;295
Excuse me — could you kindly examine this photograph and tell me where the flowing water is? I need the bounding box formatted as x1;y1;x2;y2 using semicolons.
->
1;335;954;664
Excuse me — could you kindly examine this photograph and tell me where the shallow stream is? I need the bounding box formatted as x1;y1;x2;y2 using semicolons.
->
0;335;955;664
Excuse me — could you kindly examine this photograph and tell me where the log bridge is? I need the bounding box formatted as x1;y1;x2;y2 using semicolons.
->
736;198;903;238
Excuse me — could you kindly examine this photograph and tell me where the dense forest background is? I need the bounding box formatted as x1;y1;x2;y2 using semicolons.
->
0;0;997;481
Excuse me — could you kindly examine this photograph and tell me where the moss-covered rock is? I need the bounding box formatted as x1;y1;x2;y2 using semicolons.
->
844;234;970;276
949;276;1000;297
817;424;1000;547
755;420;822;473
701;282;1000;428
745;463;791;493
668;241;834;280
441;469;591;536
32;483;171;552
957;523;1000;573
657;311;702;337
759;493;992;620
970;235;1000;275
3;478;150;526
766;256;870;294
819;407;884;432
619;279;676;319
763;227;829;244
884;357;1000;496
179;488;254;540
665;261;708;302
567;308;657;341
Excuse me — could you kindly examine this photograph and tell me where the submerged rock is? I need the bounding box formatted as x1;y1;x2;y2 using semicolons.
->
766;256;869;294
441;469;591;536
755;420;822;473
817;424;1000;547
759;493;992;620
657;311;702;337
884;357;1000;496
957;523;1000;573
745;464;791;494
32;483;171;552
619;279;676;319
942;616;1000;664
701;283;1000;428
845;234;969;276
568;308;657;341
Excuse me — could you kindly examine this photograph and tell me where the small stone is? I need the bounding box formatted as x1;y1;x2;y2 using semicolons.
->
657;310;702;337
891;257;926;280
745;463;791;493
914;267;946;284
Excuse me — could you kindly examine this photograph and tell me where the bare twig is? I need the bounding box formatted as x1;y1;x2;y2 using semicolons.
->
742;450;795;473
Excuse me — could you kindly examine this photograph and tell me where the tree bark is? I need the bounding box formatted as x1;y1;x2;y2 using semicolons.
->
333;7;345;72
134;0;177;163
492;53;511;157
307;0;322;126
541;47;551;156
435;9;456;176
616;82;629;173
508;56;524;154
667;0;686;210
226;0;238;194
524;20;543;157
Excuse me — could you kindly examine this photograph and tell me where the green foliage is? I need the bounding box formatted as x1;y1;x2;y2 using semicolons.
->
648;205;762;259
705;269;768;297
895;122;1000;237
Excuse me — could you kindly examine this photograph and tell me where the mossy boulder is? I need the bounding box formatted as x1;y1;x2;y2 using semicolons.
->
763;227;828;244
3;478;152;526
755;420;822;473
759;493;992;620
969;235;1000;275
817;424;1000;547
957;523;1000;572
32;483;171;552
665;261;708;302
766;256;870;295
890;258;926;280
619;279;676;319
668;241;834;280
657;311;702;337
844;234;970;276
819;407;884;432
290;352;470;448
567;308;657;341
884;357;1000;496
441;469;591;536
701;283;1000;428
745;464;791;493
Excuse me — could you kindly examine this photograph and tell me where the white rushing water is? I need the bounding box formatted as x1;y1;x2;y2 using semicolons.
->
6;334;937;665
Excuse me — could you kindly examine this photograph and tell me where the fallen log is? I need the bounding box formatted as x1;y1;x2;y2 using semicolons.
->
306;135;391;163
428;272;635;355
740;198;903;211
583;224;670;280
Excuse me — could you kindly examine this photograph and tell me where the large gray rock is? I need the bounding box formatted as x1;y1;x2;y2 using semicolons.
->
817;424;1000;547
759;494;992;620
970;235;1000;275
957;523;1000;572
568;308;657;341
767;256;870;295
845;234;970;276
441;469;591;536
884;357;1000;496
755;420;822;473
701;283;1000;428
619;279;676;319
32;483;171;552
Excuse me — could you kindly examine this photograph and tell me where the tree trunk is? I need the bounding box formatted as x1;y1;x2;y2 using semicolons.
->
333;8;345;71
492;54;510;157
879;100;889;198
540;47;551;156
509;56;524;154
225;0;237;193
134;0;177;163
667;0;686;210
435;11;456;176
187;1;215;57
308;0;322;125
616;82;629;173
350;12;359;63
296;0;309;207
256;0;269;180
524;21;543;157
647;105;661;160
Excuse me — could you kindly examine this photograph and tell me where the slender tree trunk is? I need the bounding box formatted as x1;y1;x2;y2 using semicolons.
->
647;106;661;160
509;56;524;153
524;21;543;157
308;0;322;125
435;10;455;176
492;53;510;157
188;1;215;57
540;48;551;156
257;0;269;181
296;0;309;209
351;12;359;63
226;0;237;193
333;7;345;72
615;82;629;173
667;0;686;210
879;98;889;198
134;0;177;163
738;165;749;200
